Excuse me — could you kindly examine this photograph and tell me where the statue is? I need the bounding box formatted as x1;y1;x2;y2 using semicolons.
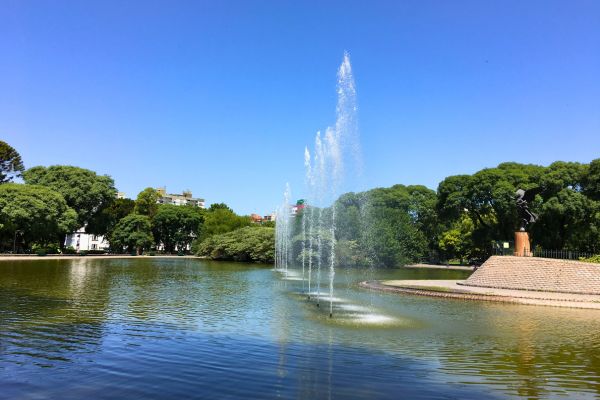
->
515;188;540;231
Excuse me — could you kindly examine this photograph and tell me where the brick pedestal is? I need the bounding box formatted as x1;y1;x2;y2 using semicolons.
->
514;231;531;257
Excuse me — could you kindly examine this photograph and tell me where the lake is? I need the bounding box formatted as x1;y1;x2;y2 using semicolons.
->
1;258;599;399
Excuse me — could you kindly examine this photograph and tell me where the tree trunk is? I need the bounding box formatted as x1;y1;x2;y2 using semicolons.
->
136;246;141;256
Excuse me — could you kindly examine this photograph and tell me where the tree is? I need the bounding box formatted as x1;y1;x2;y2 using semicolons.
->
152;204;204;253
208;203;233;212
0;183;78;250
0;141;25;183
199;208;252;240
196;226;274;263
22;166;116;229
584;158;600;201
438;214;474;263
135;188;159;218
110;214;153;255
86;198;136;236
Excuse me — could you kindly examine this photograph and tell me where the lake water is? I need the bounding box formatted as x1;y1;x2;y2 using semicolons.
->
1;258;599;399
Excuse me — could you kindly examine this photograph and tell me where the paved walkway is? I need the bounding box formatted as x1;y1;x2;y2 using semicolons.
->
360;280;600;310
404;263;475;271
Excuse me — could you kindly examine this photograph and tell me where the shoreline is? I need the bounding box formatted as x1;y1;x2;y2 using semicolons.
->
0;254;202;261
360;280;600;310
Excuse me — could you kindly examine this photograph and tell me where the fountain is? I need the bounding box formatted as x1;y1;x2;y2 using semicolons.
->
275;52;361;317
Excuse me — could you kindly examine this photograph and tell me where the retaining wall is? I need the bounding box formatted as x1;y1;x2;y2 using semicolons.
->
461;256;600;295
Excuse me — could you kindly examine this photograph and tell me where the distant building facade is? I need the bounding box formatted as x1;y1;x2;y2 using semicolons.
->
156;187;205;208
64;226;110;251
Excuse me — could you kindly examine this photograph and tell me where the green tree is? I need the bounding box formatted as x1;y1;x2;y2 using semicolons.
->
152;204;204;253
22;166;116;229
208;203;233;212
135;188;159;218
583;158;600;201
438;214;474;263
199;208;252;240
0;184;78;250
110;214;153;255
196;226;274;263
86;198;136;236
0;141;25;184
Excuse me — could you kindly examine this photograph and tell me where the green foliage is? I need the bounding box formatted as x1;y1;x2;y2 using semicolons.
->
196;226;274;263
134;188;159;218
330;185;434;267
110;214;153;254
437;160;600;257
152;204;204;253
199;208;252;241
0;183;78;250
583;158;600;201
208;203;233;212
0;141;25;183
86;198;136;236
581;255;600;264
438;214;474;262
23;165;116;227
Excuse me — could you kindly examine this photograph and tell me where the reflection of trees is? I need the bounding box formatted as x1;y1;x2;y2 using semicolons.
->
109;259;254;330
0;259;111;364
436;304;600;398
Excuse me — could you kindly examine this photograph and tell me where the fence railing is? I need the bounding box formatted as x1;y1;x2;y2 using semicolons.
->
493;247;595;261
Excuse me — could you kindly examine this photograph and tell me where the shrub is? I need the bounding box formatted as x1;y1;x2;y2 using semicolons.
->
63;246;77;254
195;226;274;263
580;255;600;264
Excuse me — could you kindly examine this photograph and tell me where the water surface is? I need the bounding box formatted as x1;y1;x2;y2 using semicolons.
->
1;258;599;399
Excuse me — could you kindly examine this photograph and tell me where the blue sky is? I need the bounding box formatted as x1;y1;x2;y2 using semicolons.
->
2;1;599;215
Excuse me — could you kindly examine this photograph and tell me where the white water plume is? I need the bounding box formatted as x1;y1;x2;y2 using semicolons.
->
276;52;361;317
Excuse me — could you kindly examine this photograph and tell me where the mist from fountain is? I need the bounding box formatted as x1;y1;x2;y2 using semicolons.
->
276;52;361;317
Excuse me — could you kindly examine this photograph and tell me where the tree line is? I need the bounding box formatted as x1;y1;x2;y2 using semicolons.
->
315;159;600;266
1;139;598;265
0;140;273;259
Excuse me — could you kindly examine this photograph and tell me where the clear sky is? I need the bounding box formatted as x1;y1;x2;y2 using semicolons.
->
2;1;599;215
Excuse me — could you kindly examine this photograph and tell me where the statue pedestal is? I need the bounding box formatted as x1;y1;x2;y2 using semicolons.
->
514;231;531;257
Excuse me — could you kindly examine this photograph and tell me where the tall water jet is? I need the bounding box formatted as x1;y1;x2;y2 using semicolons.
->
275;52;360;317
275;184;292;276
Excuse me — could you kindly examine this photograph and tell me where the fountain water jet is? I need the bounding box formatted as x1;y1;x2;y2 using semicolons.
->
275;52;360;318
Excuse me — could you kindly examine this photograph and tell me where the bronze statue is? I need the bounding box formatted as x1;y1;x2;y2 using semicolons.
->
515;188;540;231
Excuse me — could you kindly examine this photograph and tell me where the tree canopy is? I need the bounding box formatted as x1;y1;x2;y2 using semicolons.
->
0;183;78;249
0;141;25;184
135;188;159;218
23;165;116;228
152;204;204;253
110;214;154;255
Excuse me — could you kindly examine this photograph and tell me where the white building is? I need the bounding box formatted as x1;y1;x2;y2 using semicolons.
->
156;187;205;208
64;226;110;252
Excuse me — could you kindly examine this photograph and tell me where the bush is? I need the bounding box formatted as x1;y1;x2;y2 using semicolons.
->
195;226;274;263
35;249;47;256
63;246;77;254
581;255;600;264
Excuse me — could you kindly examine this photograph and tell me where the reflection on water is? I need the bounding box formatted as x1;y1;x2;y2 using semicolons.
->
0;259;599;399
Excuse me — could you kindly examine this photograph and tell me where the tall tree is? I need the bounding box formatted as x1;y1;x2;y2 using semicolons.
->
0;141;25;183
22;166;116;229
152;204;204;253
86;198;136;236
0;184;78;250
110;214;153;255
135;188;159;218
584;158;600;201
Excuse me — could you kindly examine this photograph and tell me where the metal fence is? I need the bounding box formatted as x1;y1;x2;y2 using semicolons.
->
493;247;595;261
